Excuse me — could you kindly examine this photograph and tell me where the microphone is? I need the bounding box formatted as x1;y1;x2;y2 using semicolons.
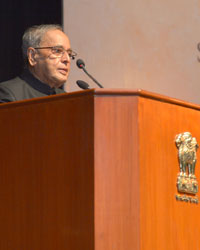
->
76;80;90;90
76;59;104;88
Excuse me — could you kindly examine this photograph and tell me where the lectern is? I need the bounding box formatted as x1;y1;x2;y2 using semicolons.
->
0;89;200;250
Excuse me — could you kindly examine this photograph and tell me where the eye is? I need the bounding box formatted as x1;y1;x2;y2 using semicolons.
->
68;50;77;59
67;50;73;57
52;47;63;54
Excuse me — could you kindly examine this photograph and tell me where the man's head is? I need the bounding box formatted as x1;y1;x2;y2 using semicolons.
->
22;24;76;88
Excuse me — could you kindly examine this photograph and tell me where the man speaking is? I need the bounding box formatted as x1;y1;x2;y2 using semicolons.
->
0;24;77;102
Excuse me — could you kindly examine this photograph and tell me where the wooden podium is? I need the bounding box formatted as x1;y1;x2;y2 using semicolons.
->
0;89;200;250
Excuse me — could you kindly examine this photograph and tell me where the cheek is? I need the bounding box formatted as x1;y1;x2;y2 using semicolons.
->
45;59;60;73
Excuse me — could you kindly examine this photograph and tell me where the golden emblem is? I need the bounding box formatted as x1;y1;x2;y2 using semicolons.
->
175;132;199;203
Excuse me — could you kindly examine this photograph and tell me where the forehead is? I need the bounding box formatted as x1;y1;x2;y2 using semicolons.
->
40;29;71;48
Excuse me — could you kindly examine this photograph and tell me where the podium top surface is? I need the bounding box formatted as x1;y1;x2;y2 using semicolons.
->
0;88;199;111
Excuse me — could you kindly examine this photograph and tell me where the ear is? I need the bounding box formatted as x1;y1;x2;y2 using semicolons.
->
27;47;37;66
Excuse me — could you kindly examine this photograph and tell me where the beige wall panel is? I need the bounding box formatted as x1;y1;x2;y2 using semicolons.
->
63;0;200;104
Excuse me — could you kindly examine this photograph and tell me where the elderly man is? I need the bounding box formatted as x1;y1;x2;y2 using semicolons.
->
0;24;77;102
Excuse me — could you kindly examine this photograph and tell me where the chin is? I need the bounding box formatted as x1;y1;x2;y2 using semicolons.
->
59;74;68;82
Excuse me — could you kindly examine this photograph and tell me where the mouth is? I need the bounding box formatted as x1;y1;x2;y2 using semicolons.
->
58;68;68;75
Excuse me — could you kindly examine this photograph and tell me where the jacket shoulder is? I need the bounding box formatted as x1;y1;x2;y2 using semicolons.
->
0;77;27;102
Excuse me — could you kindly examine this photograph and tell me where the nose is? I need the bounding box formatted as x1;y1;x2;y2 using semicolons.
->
61;50;70;63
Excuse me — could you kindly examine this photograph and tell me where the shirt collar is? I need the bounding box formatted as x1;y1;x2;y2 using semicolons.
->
20;69;57;95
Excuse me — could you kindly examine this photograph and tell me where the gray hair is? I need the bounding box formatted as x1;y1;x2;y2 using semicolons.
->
22;24;63;64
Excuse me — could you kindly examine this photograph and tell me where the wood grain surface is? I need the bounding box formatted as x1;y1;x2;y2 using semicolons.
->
0;93;95;249
139;96;200;250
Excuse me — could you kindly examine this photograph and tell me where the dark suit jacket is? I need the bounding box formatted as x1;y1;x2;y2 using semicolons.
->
0;70;66;102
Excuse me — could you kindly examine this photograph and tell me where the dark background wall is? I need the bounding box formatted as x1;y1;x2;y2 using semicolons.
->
0;0;62;82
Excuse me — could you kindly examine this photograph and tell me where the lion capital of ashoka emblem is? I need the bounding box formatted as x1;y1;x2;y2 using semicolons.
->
175;132;199;195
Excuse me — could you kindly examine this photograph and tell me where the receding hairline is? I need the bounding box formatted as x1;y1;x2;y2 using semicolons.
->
39;28;70;45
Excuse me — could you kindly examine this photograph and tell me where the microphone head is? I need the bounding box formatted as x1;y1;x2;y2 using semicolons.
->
76;59;85;69
76;80;90;90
